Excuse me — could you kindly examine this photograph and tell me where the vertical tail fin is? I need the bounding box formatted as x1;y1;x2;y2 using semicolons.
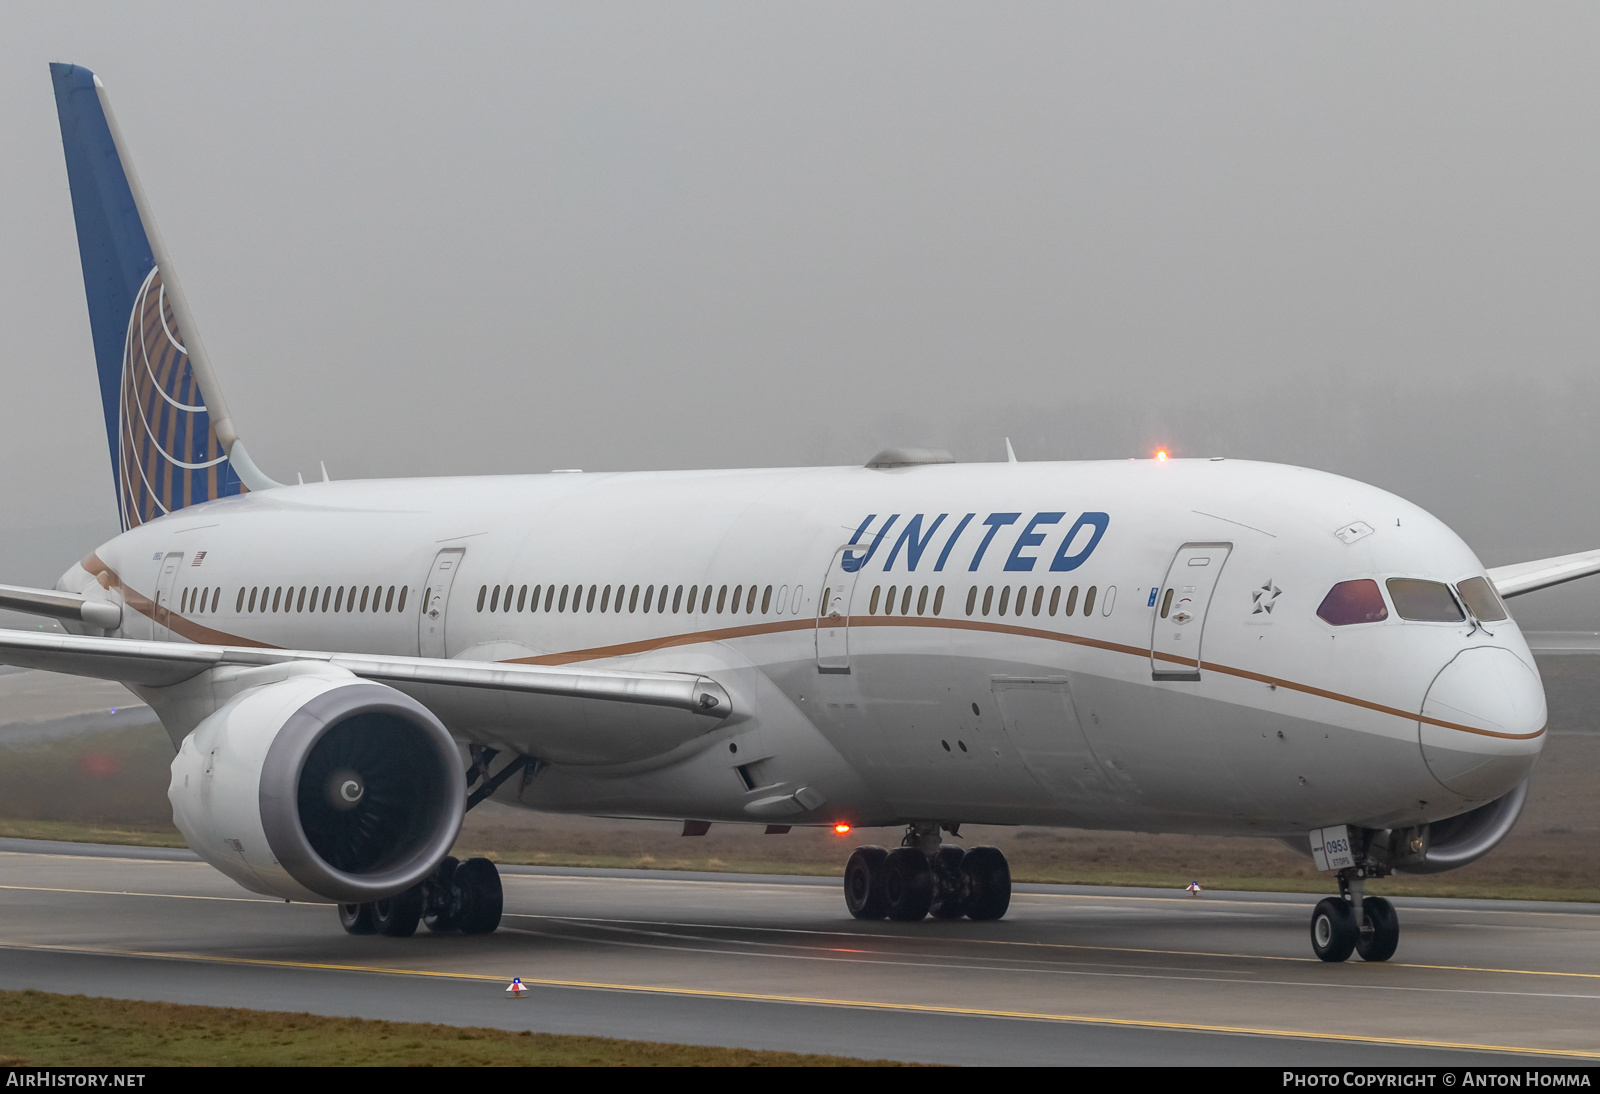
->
50;63;278;531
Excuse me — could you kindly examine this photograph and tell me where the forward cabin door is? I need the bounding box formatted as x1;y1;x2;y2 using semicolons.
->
153;552;184;640
1150;542;1232;681
418;547;466;658
815;546;861;673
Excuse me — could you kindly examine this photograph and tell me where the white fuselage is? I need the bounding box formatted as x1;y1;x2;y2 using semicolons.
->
62;457;1545;837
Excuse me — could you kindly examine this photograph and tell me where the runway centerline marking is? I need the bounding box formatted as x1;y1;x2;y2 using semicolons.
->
0;940;1590;1060
502;925;1600;1003
0;883;279;905
504;912;1600;980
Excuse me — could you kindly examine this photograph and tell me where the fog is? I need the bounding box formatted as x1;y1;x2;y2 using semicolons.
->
3;3;1599;627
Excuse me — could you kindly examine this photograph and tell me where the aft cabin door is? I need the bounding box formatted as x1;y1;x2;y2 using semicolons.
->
1150;543;1231;681
815;546;860;673
153;552;184;640
418;548;465;658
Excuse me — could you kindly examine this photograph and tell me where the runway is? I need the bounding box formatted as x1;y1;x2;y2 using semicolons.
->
1;840;1598;1065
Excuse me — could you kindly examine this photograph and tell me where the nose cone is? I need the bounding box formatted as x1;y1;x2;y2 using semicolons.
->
1420;647;1546;802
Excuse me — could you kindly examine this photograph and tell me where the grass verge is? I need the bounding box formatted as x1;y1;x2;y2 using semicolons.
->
0;989;906;1067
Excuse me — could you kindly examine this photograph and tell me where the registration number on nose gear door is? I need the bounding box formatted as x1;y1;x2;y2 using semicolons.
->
1309;825;1355;871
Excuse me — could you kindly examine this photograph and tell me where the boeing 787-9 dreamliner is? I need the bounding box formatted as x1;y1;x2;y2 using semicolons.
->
4;64;1595;962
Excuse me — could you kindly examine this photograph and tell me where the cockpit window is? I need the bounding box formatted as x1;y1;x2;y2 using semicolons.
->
1455;576;1508;622
1317;579;1388;626
1386;578;1464;622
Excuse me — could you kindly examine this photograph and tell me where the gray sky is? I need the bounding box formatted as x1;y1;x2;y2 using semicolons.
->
3;3;1600;626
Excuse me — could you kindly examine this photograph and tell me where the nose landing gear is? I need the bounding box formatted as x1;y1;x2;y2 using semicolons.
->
1310;866;1399;963
844;824;1010;923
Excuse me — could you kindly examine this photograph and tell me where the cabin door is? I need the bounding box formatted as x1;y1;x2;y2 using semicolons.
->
1150;542;1232;681
815;546;861;673
418;547;466;658
153;552;184;640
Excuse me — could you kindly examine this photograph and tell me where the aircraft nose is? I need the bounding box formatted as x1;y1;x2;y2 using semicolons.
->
1420;647;1546;801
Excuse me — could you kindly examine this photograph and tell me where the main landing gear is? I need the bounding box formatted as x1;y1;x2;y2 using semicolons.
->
844;824;1010;922
1310;867;1399;963
339;856;504;938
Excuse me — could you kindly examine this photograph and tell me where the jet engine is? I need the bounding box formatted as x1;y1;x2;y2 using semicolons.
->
168;670;464;903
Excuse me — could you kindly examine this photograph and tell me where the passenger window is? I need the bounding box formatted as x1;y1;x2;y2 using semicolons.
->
761;585;771;614
702;585;714;613
559;585;570;612
793;585;804;614
1456;576;1508;622
1083;586;1096;616
542;585;553;612
359;586;370;612
517;585;527;612
716;585;727;613
1386;578;1463;622
397;587;408;613
1031;587;1043;616
1064;586;1079;616
933;586;944;615
478;586;487;612
236;588;245;613
982;586;994;616
624;585;635;612
645;585;656;613
273;587;283;612
1102;586;1116;616
687;585;699;613
966;587;977;616
321;587;330;612
334;587;344;612
601;585;612;612
1316;579;1389;625
1049;586;1060;616
998;587;1011;616
900;586;912;615
776;585;788;614
490;586;500;612
297;587;307;612
386;586;396;612
916;586;928;615
747;585;758;614
870;586;882;614
732;585;743;614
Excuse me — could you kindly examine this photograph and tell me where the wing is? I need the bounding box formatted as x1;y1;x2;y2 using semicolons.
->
0;627;733;765
1488;549;1600;598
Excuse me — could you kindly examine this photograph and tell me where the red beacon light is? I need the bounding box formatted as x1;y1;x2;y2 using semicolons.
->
833;822;852;835
1155;448;1169;462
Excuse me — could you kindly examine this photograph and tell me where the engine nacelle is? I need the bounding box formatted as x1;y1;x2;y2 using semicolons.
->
1391;778;1529;875
169;669;464;903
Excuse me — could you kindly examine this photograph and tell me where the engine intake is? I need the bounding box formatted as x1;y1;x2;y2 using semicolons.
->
170;670;464;903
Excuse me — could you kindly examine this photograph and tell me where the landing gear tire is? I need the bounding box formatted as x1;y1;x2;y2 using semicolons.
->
884;847;935;921
423;856;461;934
455;858;503;935
929;846;967;919
1355;896;1399;963
844;846;889;920
961;846;1011;921
372;884;424;938
1310;896;1357;962
338;903;375;935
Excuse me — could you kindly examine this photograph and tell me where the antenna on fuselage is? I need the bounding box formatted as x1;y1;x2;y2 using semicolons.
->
1005;438;1019;463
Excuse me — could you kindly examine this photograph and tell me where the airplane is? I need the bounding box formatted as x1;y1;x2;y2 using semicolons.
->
4;62;1596;961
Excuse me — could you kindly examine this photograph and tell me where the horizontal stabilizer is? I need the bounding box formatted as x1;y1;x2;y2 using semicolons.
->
0;583;121;629
1487;550;1600;598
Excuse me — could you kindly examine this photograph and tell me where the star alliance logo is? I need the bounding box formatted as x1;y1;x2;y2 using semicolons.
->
1252;580;1281;615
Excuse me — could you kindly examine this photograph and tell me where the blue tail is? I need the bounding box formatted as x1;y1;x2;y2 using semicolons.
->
51;63;267;531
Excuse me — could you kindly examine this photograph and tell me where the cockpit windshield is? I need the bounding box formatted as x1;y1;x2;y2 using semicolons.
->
1385;578;1464;622
1455;576;1508;622
1316;579;1388;626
